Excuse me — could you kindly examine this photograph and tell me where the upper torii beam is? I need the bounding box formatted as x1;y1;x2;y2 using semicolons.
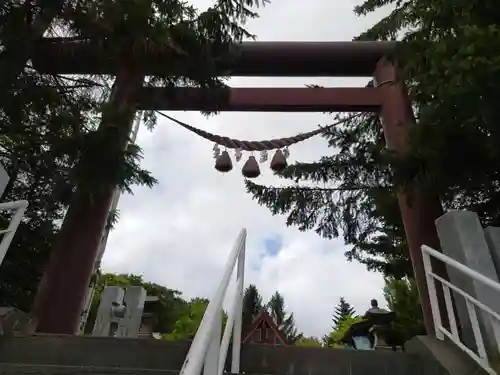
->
33;39;395;77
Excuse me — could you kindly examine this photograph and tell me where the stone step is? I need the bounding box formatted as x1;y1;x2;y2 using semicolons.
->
0;364;178;375
0;335;439;375
0;363;424;375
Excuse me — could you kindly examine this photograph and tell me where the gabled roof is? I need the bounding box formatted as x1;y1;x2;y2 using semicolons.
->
241;311;289;345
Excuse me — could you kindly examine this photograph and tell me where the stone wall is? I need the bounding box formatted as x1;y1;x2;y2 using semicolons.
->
0;335;426;375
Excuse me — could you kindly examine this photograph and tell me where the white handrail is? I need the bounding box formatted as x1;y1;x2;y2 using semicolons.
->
422;245;500;293
422;244;500;375
0;200;28;267
180;229;246;375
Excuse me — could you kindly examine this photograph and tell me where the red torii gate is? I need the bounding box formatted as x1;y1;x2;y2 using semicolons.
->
30;39;445;335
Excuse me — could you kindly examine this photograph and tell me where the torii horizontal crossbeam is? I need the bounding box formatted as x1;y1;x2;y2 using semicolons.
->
33;39;396;77
136;87;380;111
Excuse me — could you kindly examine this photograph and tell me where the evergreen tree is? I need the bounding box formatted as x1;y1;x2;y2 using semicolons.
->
0;0;159;311
245;113;410;279
267;291;302;343
242;284;264;329
1;0;270;314
246;0;500;281
332;297;356;328
32;0;271;332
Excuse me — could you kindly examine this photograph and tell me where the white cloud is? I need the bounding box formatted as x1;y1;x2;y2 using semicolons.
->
102;0;388;338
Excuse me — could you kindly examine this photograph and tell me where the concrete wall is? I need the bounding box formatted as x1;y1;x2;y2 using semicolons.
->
0;335;424;375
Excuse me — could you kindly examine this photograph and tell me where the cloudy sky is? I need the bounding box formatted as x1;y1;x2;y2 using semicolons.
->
102;0;391;338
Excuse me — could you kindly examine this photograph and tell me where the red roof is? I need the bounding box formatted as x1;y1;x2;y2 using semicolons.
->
241;311;289;345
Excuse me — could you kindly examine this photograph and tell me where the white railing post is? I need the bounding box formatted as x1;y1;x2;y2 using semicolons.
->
231;240;245;374
218;298;236;375
0;200;28;267
466;300;488;364
180;229;247;375
204;308;222;375
422;247;445;340
442;284;459;342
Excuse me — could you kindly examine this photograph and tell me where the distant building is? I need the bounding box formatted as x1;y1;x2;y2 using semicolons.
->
241;311;289;345
138;295;161;338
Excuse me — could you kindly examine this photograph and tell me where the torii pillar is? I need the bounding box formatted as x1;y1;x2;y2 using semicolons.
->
374;58;446;335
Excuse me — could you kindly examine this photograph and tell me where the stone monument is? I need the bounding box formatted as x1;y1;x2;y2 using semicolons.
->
92;286;147;338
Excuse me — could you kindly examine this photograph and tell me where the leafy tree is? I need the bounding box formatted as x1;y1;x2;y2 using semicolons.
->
267;291;302;344
324;315;364;348
84;273;189;334
163;297;229;340
383;277;425;343
295;336;322;347
163;298;209;340
242;284;264;329
332;297;356;328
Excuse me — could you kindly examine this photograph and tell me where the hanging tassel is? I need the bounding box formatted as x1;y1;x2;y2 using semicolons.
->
242;156;260;178
270;149;287;172
215;150;233;173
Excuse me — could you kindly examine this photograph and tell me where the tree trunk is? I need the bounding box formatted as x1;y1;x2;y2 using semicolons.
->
32;70;143;334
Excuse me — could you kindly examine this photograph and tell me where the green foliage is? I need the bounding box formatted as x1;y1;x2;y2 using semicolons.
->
163;298;212;340
245;112;411;279
85;273;189;334
0;65;101;310
246;0;500;282
383;277;425;343
242;284;264;328
295;336;323;347
0;0;156;310
267;291;302;344
332;297;356;328
0;0;270;311
353;0;500;225
325;315;365;348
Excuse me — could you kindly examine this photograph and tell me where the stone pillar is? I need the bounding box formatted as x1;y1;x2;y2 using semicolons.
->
92;286;146;338
122;286;147;336
484;227;500;280
435;210;500;356
0;164;9;199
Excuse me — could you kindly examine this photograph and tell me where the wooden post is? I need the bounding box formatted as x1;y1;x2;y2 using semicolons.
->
374;58;449;335
32;70;143;334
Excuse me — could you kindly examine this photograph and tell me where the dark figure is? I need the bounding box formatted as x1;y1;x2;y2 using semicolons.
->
364;299;398;351
364;299;389;316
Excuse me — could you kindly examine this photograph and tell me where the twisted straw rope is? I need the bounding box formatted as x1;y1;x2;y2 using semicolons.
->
157;112;360;151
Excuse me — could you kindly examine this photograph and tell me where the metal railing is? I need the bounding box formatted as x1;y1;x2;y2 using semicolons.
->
0;200;28;267
179;229;246;375
422;244;500;375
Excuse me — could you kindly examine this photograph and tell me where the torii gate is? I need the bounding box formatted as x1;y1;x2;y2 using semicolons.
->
30;38;446;335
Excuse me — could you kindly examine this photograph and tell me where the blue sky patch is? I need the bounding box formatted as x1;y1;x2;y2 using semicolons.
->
263;235;283;257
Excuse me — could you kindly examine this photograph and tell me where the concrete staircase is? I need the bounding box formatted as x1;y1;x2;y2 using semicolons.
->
0;335;486;375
